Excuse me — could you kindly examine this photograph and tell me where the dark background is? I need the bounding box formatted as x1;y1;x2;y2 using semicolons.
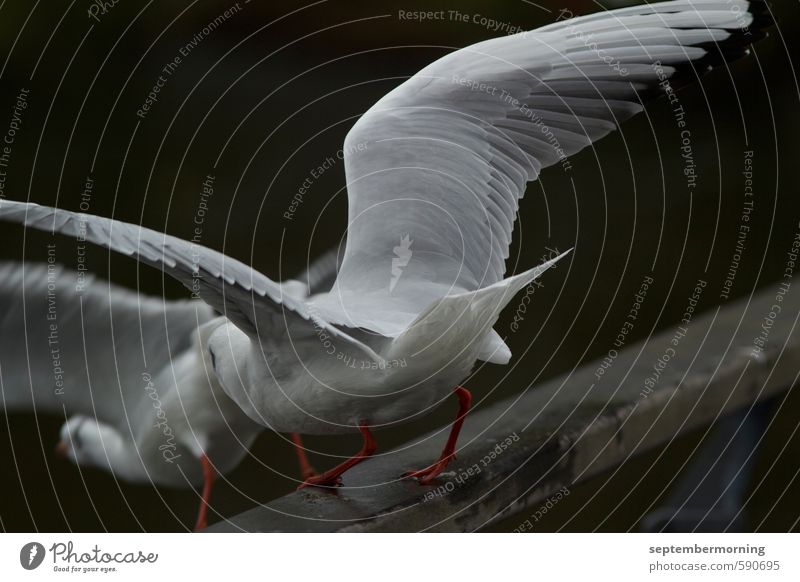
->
0;0;798;531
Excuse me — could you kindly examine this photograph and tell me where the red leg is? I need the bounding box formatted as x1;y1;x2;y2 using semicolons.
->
194;454;216;531
298;422;376;489
291;433;317;480
404;386;472;485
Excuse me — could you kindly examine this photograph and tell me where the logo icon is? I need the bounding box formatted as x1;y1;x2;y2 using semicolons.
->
390;234;413;293
20;542;46;570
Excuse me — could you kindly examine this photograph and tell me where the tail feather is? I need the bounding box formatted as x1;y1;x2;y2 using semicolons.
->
387;250;571;362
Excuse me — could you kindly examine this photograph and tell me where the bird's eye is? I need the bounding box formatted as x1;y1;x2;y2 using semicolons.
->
73;418;87;449
209;348;217;371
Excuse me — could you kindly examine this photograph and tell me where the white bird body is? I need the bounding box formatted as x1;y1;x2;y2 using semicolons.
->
0;0;772;489
0;263;261;488
214;258;562;435
212;321;464;435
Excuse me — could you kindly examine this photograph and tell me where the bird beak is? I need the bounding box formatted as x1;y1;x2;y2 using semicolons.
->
54;441;68;459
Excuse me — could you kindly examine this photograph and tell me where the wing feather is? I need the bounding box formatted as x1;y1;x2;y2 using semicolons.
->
0;200;383;362
323;0;771;334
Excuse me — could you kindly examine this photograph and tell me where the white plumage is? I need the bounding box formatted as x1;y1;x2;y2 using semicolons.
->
0;0;771;493
0;255;334;527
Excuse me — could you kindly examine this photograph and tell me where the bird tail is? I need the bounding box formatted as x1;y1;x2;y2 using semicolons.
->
386;250;571;364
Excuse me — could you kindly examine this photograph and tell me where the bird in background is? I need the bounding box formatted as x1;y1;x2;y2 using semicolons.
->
0;252;339;530
0;0;773;505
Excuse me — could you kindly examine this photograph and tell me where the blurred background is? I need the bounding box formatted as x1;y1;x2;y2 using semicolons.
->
0;0;798;532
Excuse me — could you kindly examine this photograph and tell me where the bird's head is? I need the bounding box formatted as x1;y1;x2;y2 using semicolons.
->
201;320;266;425
55;416;111;467
199;319;235;385
54;416;158;483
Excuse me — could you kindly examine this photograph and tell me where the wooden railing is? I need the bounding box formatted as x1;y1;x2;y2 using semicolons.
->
207;283;799;532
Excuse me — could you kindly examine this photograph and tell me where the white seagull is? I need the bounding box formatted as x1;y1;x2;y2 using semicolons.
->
0;253;338;529
0;0;771;490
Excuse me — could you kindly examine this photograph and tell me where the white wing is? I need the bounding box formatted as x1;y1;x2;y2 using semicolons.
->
0;245;344;421
327;0;770;333
280;248;341;300
0;201;383;362
0;262;213;424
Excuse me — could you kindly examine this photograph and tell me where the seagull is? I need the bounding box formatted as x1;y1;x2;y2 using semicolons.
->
0;252;338;529
0;0;772;490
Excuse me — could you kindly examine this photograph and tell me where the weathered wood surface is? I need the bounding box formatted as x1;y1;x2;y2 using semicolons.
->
208;282;799;532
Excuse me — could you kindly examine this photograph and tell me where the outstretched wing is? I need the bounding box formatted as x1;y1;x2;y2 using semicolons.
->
0;262;213;423
0;200;382;362
299;249;342;296
330;0;771;330
0;247;347;420
281;248;342;300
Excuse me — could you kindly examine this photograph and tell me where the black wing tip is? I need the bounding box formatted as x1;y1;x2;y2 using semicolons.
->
748;0;775;28
640;1;774;101
695;0;774;67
